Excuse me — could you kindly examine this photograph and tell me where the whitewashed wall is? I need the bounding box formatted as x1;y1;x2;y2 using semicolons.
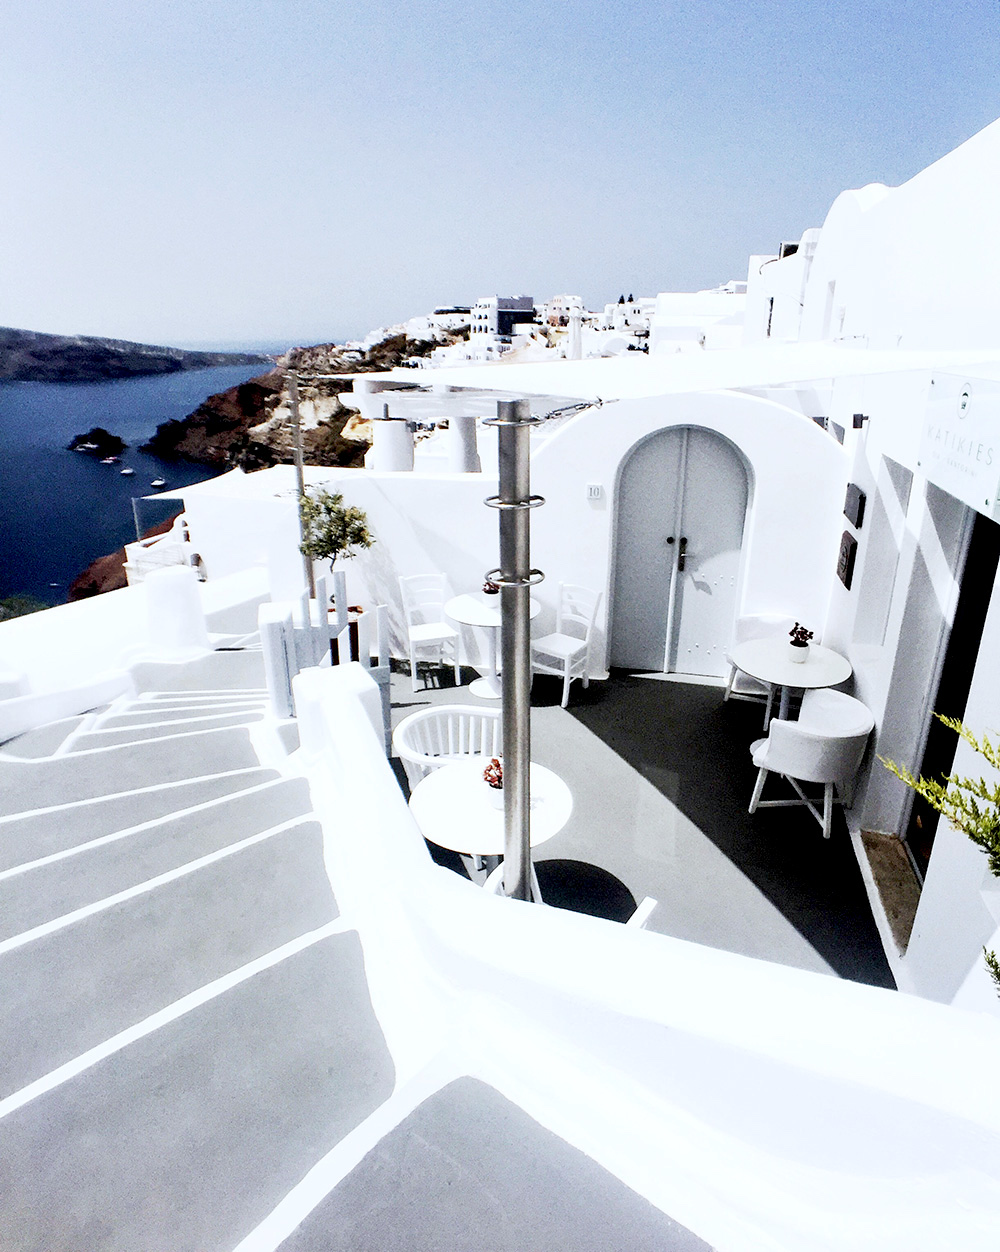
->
285;393;846;675
799;119;1000;351
823;369;1000;1003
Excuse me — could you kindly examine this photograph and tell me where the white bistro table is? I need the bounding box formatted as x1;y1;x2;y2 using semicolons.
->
728;637;853;721
445;592;541;699
408;759;572;857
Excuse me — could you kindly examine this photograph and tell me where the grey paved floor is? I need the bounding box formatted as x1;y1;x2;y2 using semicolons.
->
0;936;393;1252
391;666;894;987
281;1077;712;1252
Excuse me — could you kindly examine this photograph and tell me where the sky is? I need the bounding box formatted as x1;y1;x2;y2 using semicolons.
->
1;0;999;349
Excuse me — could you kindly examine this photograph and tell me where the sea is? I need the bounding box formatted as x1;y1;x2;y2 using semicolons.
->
0;365;268;605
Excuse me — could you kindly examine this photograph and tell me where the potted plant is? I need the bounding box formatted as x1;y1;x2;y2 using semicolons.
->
298;488;374;660
483;756;504;808
298;487;374;572
788;621;814;663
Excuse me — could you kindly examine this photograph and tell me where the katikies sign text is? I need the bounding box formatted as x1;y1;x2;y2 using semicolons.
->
918;376;1000;518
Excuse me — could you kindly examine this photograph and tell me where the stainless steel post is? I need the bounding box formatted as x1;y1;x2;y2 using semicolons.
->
485;398;544;901
288;370;316;599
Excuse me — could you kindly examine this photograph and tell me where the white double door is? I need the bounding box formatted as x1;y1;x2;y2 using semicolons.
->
611;426;748;676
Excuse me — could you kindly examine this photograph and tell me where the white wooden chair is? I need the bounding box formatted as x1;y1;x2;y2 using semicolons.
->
392;704;501;790
724;613;796;726
399;574;461;693
531;584;602;708
748;689;874;839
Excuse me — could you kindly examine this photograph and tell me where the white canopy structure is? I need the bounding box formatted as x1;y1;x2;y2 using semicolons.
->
381;342;1000;401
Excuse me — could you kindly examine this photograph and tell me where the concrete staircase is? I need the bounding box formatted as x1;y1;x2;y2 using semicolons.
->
0;649;710;1251
0;654;396;1251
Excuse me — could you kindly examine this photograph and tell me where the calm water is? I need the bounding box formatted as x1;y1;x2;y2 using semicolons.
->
0;366;267;604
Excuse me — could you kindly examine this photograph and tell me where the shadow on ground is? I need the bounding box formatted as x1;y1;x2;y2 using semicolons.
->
550;671;895;990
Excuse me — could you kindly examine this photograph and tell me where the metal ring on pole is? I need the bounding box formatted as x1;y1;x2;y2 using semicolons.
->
483;494;546;511
482;414;545;427
483;568;545;587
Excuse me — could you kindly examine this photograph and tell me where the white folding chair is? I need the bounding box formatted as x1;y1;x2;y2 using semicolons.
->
748;689;874;839
724;613;796;727
531;583;602;708
399;574;461;693
392;704;502;790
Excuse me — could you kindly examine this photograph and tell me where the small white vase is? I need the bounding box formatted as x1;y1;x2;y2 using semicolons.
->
789;641;810;664
487;786;504;810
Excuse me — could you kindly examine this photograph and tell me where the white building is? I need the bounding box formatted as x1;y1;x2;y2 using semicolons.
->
540;293;585;326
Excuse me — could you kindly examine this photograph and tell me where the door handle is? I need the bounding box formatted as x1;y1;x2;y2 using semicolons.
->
677;536;688;571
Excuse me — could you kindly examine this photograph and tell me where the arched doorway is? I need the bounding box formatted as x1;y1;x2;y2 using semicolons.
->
610;426;749;676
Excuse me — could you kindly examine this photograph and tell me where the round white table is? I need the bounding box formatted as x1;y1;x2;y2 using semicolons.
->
729;637;852;721
408;759;572;856
445;592;541;699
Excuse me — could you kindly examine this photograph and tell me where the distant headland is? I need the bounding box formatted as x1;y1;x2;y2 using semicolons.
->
0;326;271;383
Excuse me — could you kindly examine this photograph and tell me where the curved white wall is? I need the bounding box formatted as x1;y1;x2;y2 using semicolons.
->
804;119;1000;351
531;391;848;665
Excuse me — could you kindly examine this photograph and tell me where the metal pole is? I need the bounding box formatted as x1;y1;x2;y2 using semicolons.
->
490;397;542;901
288;370;316;599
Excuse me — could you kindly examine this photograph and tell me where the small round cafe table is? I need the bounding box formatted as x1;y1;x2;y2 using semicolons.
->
408;759;572;857
729;637;852;721
444;592;541;699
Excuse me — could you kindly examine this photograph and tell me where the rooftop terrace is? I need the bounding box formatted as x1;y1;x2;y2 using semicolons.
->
390;667;894;989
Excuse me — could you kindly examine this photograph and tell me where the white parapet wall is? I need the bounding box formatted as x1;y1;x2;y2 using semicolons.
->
298;663;1000;1252
0;566;269;696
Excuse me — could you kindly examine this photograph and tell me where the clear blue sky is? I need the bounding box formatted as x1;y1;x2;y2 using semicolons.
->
2;0;998;348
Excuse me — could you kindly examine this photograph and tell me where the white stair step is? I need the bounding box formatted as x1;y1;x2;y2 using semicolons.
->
131;651;266;692
0;934;393;1252
97;701;268;728
0;727;260;817
0;769;276;871
70;711;265;749
0;717;87;759
0;820;336;1098
0;777;314;942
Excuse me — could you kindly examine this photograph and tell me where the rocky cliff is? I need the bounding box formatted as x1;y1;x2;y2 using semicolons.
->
141;330;452;472
0;326;270;383
67;513;182;600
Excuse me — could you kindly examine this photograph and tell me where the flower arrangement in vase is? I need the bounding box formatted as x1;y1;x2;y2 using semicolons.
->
788;622;814;663
483;757;504;808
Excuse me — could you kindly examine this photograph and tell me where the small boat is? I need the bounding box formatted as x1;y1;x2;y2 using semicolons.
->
100;456;119;465
150;478;167;488
74;442;98;452
119;467;135;476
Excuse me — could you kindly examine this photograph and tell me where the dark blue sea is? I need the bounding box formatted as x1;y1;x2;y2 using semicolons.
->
0;366;267;604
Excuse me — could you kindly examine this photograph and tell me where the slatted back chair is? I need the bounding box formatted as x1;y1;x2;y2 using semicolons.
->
531;583;602;708
399;574;461;692
392;704;502;790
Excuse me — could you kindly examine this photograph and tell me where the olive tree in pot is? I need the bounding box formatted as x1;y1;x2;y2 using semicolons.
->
298;489;375;661
298;487;374;572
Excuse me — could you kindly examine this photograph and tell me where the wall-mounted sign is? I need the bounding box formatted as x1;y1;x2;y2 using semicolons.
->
918;375;1000;520
837;531;858;590
844;483;866;529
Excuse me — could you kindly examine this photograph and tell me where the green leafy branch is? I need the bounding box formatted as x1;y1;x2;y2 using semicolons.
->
298;488;374;570
881;714;1000;995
